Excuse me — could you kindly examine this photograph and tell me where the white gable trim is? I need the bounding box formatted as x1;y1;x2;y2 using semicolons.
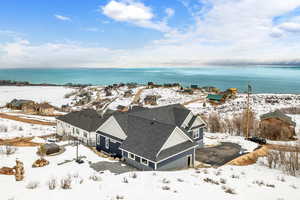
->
181;111;193;128
96;116;127;140
191;116;206;128
156;127;193;157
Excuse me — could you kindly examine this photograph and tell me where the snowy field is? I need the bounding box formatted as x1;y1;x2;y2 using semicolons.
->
0;144;299;200
0;118;55;139
0;86;75;107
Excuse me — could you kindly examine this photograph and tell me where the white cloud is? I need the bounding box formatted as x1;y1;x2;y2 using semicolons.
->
54;14;71;21
2;0;300;68
165;8;175;18
279;22;300;32
102;0;153;21
101;0;172;32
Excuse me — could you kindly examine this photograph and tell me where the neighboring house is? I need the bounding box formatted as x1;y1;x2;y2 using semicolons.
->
6;99;34;110
207;94;225;104
259;110;296;140
37;103;55;115
191;85;198;89
96;104;206;171
144;95;158;105
123;90;133;98
56;109;109;146
22;104;36;114
117;105;128;112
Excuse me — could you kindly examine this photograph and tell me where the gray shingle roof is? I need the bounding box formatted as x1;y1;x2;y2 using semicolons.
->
156;141;197;161
119;115;177;161
57;109;110;132
128;104;190;127
116;104;195;161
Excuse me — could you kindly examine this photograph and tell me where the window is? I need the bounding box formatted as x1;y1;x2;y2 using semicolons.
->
76;129;80;135
105;137;109;149
129;153;135;160
84;132;88;138
193;129;199;139
141;158;148;166
97;135;101;145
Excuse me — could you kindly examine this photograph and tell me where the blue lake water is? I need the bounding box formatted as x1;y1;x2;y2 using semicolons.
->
0;66;300;93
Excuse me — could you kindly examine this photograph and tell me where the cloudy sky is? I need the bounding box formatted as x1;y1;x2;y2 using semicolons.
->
1;0;300;68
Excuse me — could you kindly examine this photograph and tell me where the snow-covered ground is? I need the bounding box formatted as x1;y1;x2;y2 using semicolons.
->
0;86;300;200
204;132;258;152
0;86;76;107
1;144;299;200
0;117;55;139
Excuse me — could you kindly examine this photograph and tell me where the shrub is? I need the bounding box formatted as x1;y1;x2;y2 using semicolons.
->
220;178;227;184
122;177;128;183
47;178;57;190
89;173;102;182
266;184;275;188
0;124;8;132
289;184;298;189
61;176;72;189
231;174;240;179
26;181;39;189
222;186;236;194
253;180;265;186
162;186;171;190
162;178;170;184
115;195;124;200
130;173;137;179
0;146;18;155
177;178;184;182
214;170;222;176
277;176;286;182
203;177;219;185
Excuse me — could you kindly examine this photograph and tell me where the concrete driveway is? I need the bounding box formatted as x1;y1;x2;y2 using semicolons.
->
90;161;137;174
196;142;243;167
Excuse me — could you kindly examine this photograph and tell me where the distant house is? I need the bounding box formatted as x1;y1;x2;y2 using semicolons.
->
191;85;198;89
57;104;206;170
123;90;133;98
202;86;219;93
178;88;194;95
144;95;158;105
22;104;36;114
259;110;296;140
7;99;34;110
207;94;225;103
117;105;128;112
37;103;54;115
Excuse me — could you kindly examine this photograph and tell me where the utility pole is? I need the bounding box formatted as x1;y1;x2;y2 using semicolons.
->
246;82;252;138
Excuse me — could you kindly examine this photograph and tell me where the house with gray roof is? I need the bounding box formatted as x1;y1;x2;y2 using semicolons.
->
56;104;206;170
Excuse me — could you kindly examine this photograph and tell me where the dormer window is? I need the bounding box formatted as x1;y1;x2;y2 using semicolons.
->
193;129;199;139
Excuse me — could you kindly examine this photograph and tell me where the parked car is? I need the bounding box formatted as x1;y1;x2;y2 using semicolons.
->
245;136;267;145
47;137;59;143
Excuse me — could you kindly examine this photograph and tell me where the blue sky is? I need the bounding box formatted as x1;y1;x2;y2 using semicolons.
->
1;0;300;68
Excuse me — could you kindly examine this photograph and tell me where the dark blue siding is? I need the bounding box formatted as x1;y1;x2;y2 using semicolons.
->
157;148;194;169
96;135;122;157
194;127;204;142
148;161;155;169
122;151;155;170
